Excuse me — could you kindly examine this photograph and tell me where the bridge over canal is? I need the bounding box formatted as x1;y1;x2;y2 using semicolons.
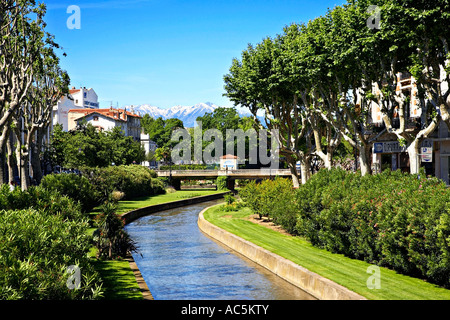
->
155;169;292;190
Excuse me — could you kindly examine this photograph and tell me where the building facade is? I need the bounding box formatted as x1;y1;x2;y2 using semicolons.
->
52;87;99;132
140;133;158;169
68;107;142;141
368;71;450;183
220;154;239;170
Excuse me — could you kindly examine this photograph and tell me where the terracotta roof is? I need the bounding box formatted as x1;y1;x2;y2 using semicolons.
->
69;108;141;120
76;111;128;122
69;89;81;95
220;154;238;159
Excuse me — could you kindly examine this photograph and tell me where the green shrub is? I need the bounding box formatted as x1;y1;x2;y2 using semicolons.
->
0;208;103;299
93;202;139;259
81;165;166;201
0;184;84;221
239;180;263;218
239;177;298;233
295;168;450;288
224;193;236;205
216;176;228;191
239;168;450;287
40;173;100;212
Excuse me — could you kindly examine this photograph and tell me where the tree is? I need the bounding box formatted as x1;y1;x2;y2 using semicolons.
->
195;107;259;166
14;46;69;188
48;123;145;169
0;1;69;189
348;0;447;174
140;115;184;149
0;1;53;185
224;37;313;186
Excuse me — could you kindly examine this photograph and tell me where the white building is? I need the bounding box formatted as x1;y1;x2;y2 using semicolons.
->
68;107;141;141
220;154;239;170
140;133;158;169
52;87;99;132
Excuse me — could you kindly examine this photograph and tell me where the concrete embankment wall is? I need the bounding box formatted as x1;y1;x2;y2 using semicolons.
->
121;192;230;225
197;206;367;301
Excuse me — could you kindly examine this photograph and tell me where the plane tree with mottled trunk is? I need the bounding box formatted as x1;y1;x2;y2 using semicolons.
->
0;1;60;187
16;47;69;188
224;37;313;187
350;0;449;174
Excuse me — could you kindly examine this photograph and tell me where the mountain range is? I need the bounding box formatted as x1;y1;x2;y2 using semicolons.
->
126;102;262;127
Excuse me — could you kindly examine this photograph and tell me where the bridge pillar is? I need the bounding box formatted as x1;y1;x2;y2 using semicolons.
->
171;178;181;190
226;178;235;191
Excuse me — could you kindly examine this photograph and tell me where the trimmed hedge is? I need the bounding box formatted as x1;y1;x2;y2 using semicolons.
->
298;169;450;287
240;168;450;288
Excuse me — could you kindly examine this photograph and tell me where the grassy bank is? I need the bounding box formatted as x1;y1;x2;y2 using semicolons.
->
203;204;450;300
116;189;223;215
92;189;224;300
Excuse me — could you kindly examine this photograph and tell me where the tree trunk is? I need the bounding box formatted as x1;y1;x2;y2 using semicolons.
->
6;134;15;184
14;133;30;191
407;140;421;175
0;126;10;185
0;150;4;186
359;143;372;176
30;129;44;184
300;156;312;184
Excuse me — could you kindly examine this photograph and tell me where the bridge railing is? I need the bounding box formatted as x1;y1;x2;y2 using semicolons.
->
155;169;292;176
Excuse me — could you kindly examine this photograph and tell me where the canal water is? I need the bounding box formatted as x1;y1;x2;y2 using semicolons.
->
125;200;316;300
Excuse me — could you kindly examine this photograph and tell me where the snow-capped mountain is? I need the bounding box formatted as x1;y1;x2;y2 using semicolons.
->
129;102;256;127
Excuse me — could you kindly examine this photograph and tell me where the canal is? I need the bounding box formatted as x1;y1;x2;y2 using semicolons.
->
125;200;316;300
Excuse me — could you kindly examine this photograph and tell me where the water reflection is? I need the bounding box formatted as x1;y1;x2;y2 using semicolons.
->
125;200;316;300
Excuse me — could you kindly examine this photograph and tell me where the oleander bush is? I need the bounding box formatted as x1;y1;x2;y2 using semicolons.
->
81;165;165;201
239;168;450;288
0;186;103;299
40;173;100;213
0;184;85;221
239;177;298;234
295;168;450;287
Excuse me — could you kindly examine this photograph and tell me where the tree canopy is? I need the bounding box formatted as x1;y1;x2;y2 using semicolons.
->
48;124;145;169
224;0;450;184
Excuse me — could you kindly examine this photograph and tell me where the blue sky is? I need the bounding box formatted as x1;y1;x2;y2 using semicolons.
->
43;0;345;109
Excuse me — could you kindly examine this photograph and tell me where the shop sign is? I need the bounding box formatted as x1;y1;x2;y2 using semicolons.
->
373;141;407;154
421;147;433;163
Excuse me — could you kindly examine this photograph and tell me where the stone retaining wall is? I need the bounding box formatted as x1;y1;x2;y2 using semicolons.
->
121;192;230;224
197;206;367;301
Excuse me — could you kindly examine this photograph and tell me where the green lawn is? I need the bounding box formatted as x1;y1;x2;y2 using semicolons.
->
92;259;143;300
115;189;224;215
203;204;450;300
91;189;224;300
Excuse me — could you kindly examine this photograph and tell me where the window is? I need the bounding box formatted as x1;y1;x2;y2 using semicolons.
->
93;116;99;121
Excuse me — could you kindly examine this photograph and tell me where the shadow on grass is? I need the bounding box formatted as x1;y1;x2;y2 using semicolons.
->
93;259;143;300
